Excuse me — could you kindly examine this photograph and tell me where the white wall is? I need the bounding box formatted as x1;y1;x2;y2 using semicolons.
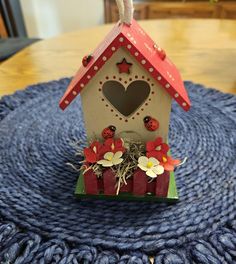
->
20;0;104;38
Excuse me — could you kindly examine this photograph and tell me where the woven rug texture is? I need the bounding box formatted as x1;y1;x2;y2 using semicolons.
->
0;78;236;264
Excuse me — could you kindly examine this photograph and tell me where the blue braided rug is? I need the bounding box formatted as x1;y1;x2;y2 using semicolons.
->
0;78;236;264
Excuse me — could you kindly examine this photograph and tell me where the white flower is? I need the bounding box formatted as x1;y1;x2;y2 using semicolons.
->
138;156;164;178
97;151;123;167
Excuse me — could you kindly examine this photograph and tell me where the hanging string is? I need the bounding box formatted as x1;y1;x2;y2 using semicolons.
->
116;0;125;22
116;0;134;25
123;0;134;24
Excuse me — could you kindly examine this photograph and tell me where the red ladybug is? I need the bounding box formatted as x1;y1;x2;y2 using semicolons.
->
157;47;166;60
143;116;159;131
82;54;93;67
102;125;116;139
154;44;166;60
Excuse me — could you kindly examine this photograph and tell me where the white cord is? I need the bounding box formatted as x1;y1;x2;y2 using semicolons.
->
123;0;133;24
116;0;125;22
177;157;188;167
116;0;133;25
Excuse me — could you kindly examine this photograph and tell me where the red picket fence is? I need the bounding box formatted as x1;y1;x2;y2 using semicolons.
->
83;168;170;197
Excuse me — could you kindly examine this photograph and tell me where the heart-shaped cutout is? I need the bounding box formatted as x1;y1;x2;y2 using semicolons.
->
102;80;150;117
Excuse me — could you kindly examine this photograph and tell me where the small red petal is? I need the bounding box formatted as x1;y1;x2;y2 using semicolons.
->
161;143;170;154
156;152;165;161
163;163;174;171
154;137;163;145
91;141;102;150
146;150;158;158
104;138;113;146
146;141;156;152
115;138;123;148
168;156;181;166
146;151;163;161
84;148;97;163
100;145;110;155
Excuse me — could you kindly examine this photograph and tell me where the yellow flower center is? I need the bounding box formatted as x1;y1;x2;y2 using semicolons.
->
147;161;153;168
163;157;167;163
107;156;112;161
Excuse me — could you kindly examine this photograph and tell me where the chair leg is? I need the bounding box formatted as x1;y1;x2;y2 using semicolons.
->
0;13;8;37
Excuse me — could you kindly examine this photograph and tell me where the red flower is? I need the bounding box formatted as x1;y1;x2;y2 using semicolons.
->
160;155;180;171
84;141;103;163
146;137;169;160
102;138;126;154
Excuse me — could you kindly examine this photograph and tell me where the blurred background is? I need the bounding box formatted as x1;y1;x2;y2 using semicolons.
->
1;0;236;39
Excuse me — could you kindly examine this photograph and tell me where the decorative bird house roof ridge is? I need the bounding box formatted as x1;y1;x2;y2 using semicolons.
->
59;19;191;111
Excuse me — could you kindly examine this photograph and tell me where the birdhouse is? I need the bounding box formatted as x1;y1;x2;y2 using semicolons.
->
59;0;191;202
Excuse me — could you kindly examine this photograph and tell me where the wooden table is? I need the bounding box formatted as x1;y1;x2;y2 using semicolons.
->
0;19;236;96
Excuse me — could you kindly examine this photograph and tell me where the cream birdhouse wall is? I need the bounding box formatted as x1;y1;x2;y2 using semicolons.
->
80;47;172;143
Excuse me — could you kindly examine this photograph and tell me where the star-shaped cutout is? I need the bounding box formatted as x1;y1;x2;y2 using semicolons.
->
116;58;132;74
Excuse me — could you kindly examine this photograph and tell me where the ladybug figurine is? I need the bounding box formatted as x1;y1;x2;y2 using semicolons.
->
154;44;166;60
102;125;116;139
82;54;93;67
143;116;159;131
157;48;166;60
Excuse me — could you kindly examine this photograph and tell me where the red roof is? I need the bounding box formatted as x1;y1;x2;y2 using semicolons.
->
59;19;191;111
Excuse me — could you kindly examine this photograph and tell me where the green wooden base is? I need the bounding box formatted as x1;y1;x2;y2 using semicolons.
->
75;171;178;202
